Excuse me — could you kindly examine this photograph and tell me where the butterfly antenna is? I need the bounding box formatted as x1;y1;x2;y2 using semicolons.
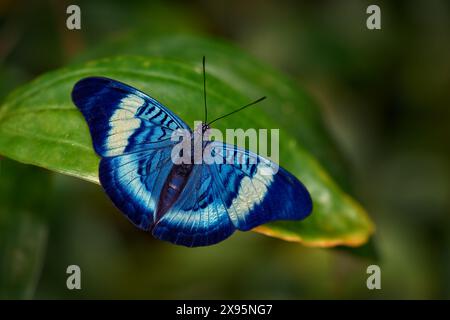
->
203;56;208;124
207;96;266;126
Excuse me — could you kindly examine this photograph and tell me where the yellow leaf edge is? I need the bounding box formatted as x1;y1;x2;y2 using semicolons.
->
253;195;375;248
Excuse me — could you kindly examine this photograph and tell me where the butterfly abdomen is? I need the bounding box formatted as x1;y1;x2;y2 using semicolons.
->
155;163;194;221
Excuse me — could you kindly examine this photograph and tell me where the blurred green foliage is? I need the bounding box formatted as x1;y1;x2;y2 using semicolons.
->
0;159;50;298
0;0;449;299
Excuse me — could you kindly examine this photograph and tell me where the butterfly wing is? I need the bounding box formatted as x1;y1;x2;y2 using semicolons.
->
208;142;312;231
152;141;312;247
99;145;174;230
72;77;189;157
72;77;190;229
152;164;235;247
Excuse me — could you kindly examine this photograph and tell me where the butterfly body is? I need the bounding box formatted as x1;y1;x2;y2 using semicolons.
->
72;76;313;247
156;162;194;221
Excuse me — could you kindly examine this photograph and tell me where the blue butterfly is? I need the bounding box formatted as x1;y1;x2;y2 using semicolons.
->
71;59;312;247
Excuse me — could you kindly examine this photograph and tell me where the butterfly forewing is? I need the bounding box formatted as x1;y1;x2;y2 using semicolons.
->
72;77;189;157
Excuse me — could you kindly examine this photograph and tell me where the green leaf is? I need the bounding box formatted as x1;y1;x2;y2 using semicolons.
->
0;38;374;247
78;34;352;188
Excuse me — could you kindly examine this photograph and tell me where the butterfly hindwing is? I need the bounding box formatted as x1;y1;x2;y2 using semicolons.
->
152;141;312;247
208;142;312;231
152;164;235;247
99;143;174;230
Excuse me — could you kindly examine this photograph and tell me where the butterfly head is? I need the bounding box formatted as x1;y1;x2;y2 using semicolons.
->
202;122;211;134
193;122;211;140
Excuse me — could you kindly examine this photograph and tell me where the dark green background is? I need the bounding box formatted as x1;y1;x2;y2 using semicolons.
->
1;0;449;299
